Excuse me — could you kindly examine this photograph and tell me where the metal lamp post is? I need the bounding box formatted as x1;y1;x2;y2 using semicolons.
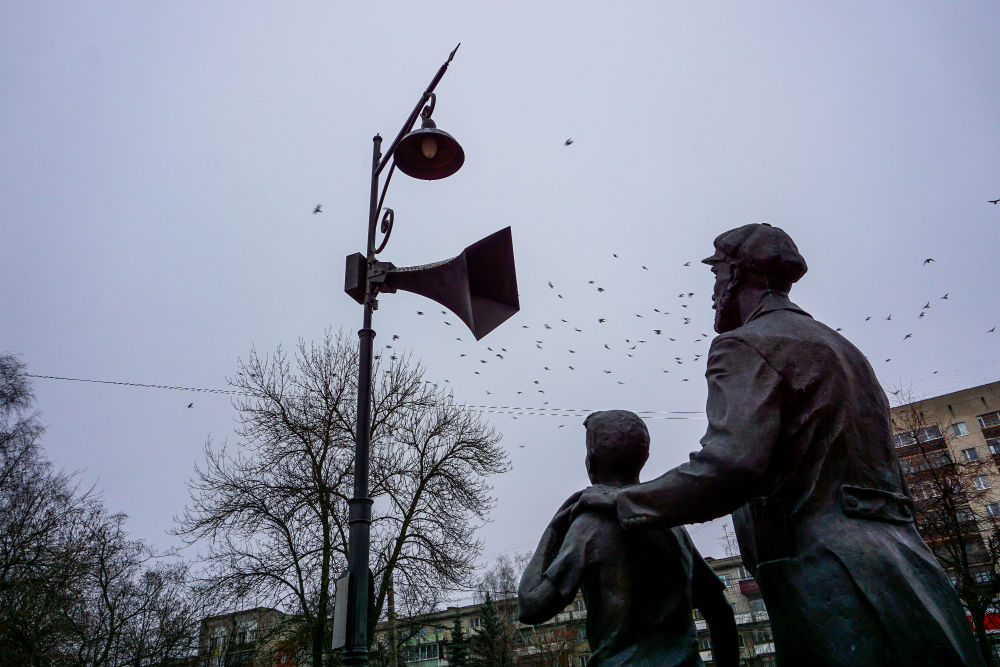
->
341;44;518;667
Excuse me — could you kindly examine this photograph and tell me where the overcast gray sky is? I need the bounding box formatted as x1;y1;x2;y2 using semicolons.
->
2;2;999;603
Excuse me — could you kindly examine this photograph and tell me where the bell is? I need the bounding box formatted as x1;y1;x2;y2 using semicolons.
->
393;117;465;180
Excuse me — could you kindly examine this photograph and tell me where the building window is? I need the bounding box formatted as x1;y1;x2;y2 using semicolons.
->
957;508;974;522
572;598;585;611
894;432;917;447
975;476;993;490
749;598;767;615
987;503;1000;518
988;439;1000;456
979;412;1000;429
753;627;773;643
717;573;731;588
402;643;438;663
917;425;943;442
699;634;712;650
468;616;481;628
962;448;980;462
953;422;970;437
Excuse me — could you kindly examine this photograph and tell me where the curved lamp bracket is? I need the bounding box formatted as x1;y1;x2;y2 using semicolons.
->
373;208;394;255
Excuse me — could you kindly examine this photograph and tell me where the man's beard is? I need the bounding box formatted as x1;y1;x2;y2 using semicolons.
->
713;286;741;334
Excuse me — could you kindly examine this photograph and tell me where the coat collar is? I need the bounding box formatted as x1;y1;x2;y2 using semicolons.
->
744;291;812;325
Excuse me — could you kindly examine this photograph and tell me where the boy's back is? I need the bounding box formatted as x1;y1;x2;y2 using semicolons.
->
519;411;735;667
542;510;717;667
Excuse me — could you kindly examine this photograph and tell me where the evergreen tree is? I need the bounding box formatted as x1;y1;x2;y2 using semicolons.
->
447;613;470;667
470;592;514;667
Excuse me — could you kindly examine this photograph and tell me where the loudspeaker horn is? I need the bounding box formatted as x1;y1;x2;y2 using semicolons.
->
384;226;518;340
348;227;518;340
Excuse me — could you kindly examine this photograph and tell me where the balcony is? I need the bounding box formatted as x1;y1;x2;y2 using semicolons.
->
739;578;761;596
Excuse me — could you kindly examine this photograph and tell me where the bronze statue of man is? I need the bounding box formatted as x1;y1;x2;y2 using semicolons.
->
575;224;984;666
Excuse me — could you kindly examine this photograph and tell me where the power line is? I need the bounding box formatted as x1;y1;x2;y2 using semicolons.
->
24;372;707;418
25;374;251;396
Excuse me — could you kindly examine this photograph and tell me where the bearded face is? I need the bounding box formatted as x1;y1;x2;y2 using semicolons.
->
711;261;742;334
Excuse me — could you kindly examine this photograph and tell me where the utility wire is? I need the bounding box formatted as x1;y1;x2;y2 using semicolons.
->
25;374;252;396
25;373;707;418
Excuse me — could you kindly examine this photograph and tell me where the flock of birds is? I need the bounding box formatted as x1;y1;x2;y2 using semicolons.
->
303;144;999;421
364;246;998;418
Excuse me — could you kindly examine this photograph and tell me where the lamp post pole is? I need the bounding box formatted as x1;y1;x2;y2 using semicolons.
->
342;133;381;667
342;46;461;667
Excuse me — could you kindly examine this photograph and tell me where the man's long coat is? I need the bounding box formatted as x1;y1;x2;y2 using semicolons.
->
616;293;983;666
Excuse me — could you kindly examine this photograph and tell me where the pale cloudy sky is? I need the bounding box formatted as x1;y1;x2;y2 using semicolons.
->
2;2;999;603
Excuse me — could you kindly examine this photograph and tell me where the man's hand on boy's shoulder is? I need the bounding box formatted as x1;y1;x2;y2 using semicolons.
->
571;484;621;520
548;489;585;534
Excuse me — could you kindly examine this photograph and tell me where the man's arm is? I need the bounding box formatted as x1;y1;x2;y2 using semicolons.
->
691;552;738;667
518;504;589;625
612;336;782;529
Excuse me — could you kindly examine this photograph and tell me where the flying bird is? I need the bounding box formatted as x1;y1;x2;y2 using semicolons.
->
989;199;999;205
597;287;605;292
886;314;892;321
923;258;935;265
922;302;930;310
312;204;322;214
564;138;574;146
187;402;194;408
865;316;871;322
919;312;926;319
548;281;554;288
989;327;997;333
683;262;691;267
392;334;400;340
941;293;949;300
903;333;913;340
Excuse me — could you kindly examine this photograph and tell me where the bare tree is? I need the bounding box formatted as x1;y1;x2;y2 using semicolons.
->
1;355;202;667
891;392;1000;666
0;354;97;666
175;331;509;667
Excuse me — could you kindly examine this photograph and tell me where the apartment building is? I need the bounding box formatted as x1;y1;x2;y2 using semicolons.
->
196;607;297;667
890;378;1000;656
890;379;1000;523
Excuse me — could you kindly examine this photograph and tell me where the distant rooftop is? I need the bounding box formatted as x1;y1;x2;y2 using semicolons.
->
883;358;1000;403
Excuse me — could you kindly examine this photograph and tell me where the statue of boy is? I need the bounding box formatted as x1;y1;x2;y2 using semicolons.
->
574;224;984;666
518;410;738;667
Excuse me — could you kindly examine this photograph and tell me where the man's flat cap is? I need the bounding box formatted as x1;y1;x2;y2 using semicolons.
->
702;223;807;284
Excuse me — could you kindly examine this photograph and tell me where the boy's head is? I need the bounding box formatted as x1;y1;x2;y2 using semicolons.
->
583;410;650;486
